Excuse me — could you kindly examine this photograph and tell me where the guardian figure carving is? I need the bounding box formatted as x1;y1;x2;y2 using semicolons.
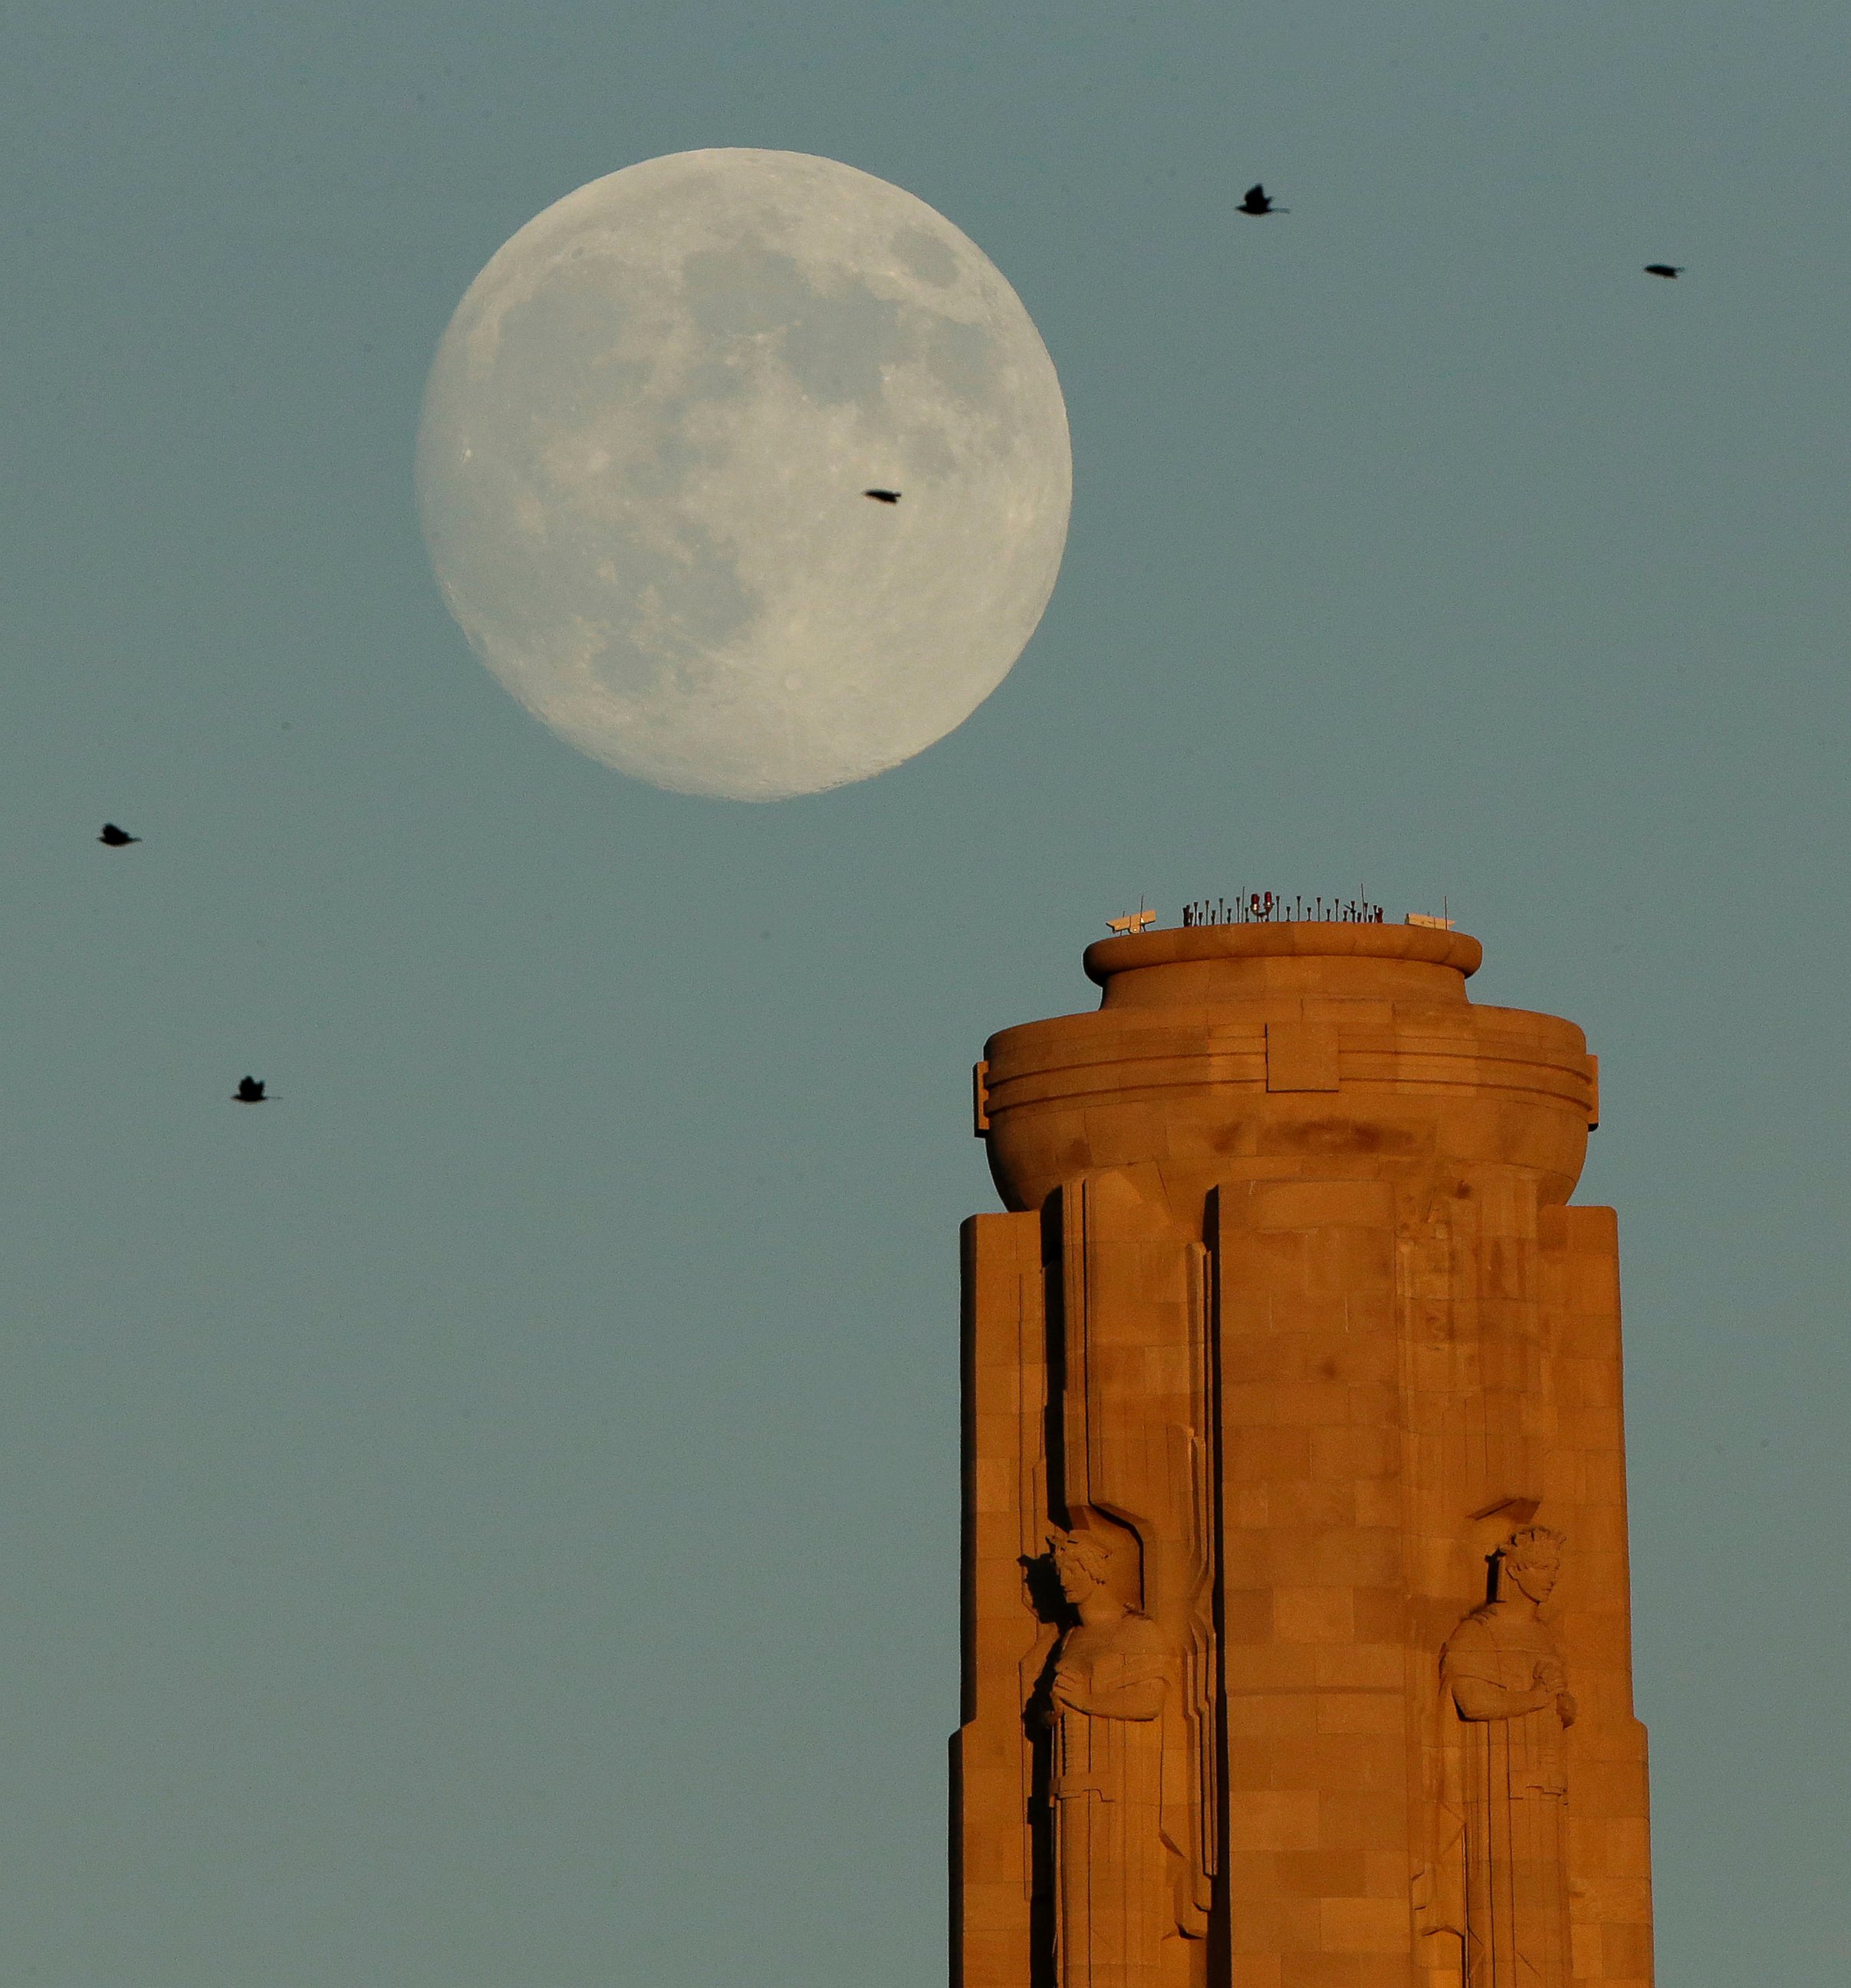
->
1044;1525;1172;1988
1437;1527;1576;1987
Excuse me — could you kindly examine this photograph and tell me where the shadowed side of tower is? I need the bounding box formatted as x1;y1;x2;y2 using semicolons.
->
952;923;1652;1988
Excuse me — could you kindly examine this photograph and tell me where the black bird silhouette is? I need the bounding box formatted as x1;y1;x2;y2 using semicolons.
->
863;489;901;504
1644;264;1684;278
233;1076;268;1104
1237;183;1287;216
98;822;140;847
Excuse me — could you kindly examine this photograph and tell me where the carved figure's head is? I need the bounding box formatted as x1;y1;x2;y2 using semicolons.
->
1049;1527;1118;1606
1501;1525;1567;1605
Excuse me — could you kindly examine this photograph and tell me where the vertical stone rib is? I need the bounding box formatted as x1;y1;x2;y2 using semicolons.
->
1540;1207;1655;1988
1054;1173;1220;1970
955;1212;1050;1988
1212;1175;1415;1988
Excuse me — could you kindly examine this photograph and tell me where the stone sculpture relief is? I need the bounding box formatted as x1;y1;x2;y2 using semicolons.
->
1434;1526;1576;1988
1043;1523;1172;1988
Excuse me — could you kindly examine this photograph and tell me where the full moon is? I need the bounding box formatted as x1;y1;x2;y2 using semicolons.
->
416;149;1072;800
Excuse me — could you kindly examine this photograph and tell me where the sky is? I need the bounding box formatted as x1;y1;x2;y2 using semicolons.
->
2;3;1847;1983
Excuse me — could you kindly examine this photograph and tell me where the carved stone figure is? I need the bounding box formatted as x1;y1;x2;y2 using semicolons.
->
1439;1526;1576;1987
1045;1525;1171;1988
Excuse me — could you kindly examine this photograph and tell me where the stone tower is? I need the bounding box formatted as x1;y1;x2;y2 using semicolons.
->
952;921;1652;1988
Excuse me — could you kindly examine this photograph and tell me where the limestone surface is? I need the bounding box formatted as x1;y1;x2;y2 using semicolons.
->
953;923;1652;1988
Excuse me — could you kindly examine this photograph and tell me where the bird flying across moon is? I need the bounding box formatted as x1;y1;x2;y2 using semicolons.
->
1644;264;1684;278
1237;183;1286;216
98;822;140;847
233;1077;268;1104
416;150;1073;801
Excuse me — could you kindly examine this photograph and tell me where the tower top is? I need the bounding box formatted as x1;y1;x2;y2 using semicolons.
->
979;920;1593;1217
1083;918;1482;1009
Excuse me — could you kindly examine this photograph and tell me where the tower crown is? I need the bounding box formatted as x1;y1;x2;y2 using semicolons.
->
1084;917;1481;1007
978;921;1597;1219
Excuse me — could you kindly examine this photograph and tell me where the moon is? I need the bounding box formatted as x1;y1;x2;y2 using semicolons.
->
416;150;1072;801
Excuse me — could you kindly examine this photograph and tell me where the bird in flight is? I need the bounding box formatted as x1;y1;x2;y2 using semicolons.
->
98;822;140;847
863;489;901;504
1238;183;1286;216
233;1076;268;1104
1644;264;1684;278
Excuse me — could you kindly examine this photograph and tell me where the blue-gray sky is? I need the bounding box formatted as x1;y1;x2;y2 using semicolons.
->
3;4;1846;1982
